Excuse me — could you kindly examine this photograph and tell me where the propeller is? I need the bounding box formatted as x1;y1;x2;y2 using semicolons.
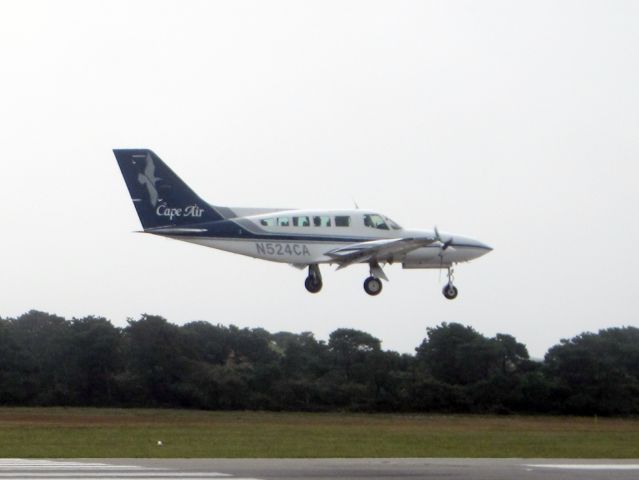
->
434;226;454;251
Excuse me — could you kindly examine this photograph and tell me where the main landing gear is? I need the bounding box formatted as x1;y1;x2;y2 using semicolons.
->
302;263;461;299
364;276;382;296
363;262;387;296
442;267;459;300
304;264;322;293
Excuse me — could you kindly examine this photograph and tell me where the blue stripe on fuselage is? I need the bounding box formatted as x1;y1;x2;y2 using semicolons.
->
146;219;374;243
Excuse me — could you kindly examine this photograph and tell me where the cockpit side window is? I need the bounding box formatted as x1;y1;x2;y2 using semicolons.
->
363;214;389;230
277;217;290;227
260;218;275;227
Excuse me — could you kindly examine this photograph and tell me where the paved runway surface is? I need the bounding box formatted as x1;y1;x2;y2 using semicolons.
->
2;458;639;480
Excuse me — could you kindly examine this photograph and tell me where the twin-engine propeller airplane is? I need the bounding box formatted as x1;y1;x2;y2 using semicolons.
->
114;149;492;298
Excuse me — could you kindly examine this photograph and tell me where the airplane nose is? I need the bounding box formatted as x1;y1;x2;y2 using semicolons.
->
456;236;493;258
473;239;493;257
435;233;493;260
477;241;493;251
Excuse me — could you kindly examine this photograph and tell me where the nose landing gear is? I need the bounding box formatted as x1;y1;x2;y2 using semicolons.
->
442;267;459;300
305;264;323;293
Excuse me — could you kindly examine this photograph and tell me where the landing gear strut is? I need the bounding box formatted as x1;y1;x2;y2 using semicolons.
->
305;264;322;293
442;267;458;300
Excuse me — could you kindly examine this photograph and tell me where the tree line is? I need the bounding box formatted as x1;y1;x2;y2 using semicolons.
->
0;310;637;415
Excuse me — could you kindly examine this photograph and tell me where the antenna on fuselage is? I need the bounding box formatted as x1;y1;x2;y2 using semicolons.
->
352;197;360;209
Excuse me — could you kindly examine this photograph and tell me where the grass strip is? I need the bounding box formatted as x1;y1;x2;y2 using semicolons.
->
0;408;637;458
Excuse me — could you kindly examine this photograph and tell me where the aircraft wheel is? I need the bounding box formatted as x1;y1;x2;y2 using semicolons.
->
364;276;383;296
442;283;458;300
305;276;322;294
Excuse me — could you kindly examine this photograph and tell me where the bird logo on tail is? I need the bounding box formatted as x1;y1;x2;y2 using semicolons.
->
137;153;161;206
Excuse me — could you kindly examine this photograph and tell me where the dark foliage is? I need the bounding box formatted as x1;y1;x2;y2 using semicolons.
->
0;311;637;415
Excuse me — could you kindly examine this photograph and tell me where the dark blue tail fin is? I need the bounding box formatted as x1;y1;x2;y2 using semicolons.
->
113;149;224;229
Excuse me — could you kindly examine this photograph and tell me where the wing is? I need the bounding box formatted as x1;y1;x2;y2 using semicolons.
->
325;237;437;269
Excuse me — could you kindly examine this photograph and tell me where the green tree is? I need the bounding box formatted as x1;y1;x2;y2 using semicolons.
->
7;310;72;404
120;314;186;406
66;317;121;405
416;323;502;385
327;328;401;411
181;321;230;365
0;318;30;403
328;328;381;382
544;327;639;415
495;333;529;373
270;332;331;411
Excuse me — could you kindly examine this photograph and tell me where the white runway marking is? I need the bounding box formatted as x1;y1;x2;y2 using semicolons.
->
0;461;151;469
0;460;259;480
0;475;232;478
526;464;639;470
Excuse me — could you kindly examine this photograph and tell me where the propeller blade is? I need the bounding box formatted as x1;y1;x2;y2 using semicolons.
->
434;226;453;250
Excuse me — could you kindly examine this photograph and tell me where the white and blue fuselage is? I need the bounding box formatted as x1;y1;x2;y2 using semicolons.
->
167;208;491;268
114;149;492;297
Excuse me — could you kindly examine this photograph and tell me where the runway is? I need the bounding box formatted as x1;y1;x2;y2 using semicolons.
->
1;458;639;480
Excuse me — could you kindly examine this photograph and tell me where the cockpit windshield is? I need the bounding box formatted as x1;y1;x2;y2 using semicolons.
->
385;216;402;230
362;213;401;230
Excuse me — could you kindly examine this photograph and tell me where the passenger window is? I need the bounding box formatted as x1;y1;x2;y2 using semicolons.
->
335;216;351;227
277;217;290;227
260;218;275;227
313;215;332;227
293;216;310;227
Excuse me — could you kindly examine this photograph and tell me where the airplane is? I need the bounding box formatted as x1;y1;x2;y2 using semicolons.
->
114;149;492;298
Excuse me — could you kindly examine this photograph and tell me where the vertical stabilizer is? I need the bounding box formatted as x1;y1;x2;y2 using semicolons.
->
113;149;224;229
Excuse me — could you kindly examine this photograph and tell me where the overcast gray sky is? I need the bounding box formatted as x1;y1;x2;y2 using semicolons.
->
1;0;637;358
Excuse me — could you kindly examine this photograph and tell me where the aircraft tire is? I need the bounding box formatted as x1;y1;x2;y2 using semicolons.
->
364;276;383;296
305;276;322;294
442;283;458;300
